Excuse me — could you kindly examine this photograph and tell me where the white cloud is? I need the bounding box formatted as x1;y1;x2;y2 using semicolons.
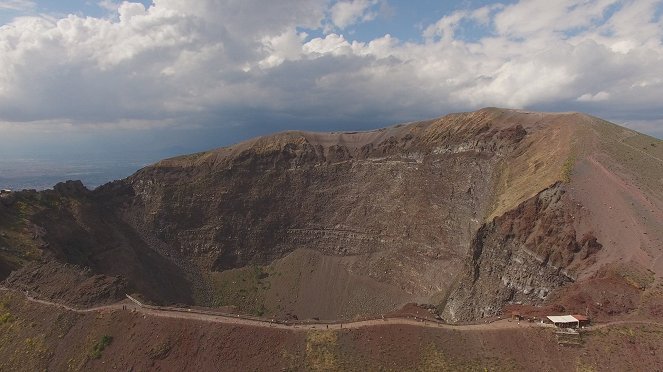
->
97;0;120;12
117;2;147;23
423;5;502;42
304;33;357;56
494;0;619;38
578;91;611;102
329;0;381;29
0;0;34;11
0;0;662;139
259;29;309;68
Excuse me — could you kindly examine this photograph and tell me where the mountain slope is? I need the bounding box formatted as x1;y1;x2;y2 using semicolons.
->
1;107;661;322
443;112;663;321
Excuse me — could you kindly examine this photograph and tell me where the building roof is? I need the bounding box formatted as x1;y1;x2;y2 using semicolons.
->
546;315;579;323
572;314;589;321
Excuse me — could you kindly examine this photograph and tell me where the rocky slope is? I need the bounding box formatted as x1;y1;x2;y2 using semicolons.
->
122;109;528;308
2;290;663;372
442;183;603;322
442;112;663;322
0;107;661;322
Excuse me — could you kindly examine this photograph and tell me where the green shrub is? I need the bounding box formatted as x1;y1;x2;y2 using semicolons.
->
254;303;266;317
90;335;113;359
0;303;12;325
0;312;11;324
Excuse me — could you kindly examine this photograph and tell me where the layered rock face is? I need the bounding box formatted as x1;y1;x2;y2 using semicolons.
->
121;111;527;299
442;184;602;322
5;260;128;307
3;108;658;321
0;182;194;306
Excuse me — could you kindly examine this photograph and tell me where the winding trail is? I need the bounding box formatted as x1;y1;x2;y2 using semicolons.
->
1;287;660;332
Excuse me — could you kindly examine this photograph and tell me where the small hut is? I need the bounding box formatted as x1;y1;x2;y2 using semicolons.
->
546;315;580;329
571;314;590;327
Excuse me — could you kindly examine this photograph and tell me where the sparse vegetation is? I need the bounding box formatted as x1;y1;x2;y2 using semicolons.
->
305;331;339;371
0;312;11;325
419;343;450;371
0;302;11;325
254;303;266;317
561;154;576;183
0;312;12;325
147;340;172;360
209;265;270;316
0;110;662;371
603;263;655;290
90;335;113;359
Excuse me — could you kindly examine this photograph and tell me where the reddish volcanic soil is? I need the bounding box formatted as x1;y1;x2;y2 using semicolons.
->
569;155;663;279
2;291;663;371
1;108;662;370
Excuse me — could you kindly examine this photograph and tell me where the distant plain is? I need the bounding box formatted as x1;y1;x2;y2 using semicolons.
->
0;158;153;191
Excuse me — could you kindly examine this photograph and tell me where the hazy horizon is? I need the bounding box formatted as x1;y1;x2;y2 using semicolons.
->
1;0;663;188
2;106;661;191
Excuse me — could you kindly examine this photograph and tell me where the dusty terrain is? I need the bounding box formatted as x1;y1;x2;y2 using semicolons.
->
0;107;662;369
2;289;663;371
2;108;661;321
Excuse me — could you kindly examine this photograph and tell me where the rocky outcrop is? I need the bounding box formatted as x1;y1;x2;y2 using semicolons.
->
0;257;17;281
53;180;90;197
4;108;640;320
121;111;529;299
5;260;128;307
442;184;602;322
26;189;194;305
0;193;15;207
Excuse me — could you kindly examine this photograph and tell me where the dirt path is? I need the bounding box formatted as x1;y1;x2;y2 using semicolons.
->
2;287;660;332
136;306;538;332
587;319;663;330
0;287;537;331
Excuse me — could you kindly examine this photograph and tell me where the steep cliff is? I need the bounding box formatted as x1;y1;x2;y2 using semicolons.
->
117;108;529;310
442;184;602;322
1;108;661;321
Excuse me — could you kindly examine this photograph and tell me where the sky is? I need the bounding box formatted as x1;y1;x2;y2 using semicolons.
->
1;0;663;169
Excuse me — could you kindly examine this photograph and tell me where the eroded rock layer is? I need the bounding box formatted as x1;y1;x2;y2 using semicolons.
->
442;184;602;322
1;108;661;321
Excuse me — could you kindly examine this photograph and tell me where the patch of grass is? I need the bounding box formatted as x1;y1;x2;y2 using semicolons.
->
281;348;304;372
561;154;576;183
209;265;271;316
419;343;450;371
0;197;45;265
604;263;655;290
0;302;12;325
305;331;339;371
622;268;655;290
90;335;113;359
22;334;49;360
416;342;520;371
254;303;266;317
0;312;11;325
